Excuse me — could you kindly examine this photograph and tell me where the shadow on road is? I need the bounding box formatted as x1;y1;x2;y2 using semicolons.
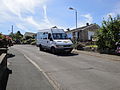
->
56;53;78;57
40;50;79;57
0;53;13;90
0;68;12;90
7;53;15;59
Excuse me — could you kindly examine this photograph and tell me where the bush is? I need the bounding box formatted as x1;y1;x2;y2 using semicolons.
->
96;15;120;52
31;41;36;45
77;43;85;50
0;33;13;48
72;43;85;50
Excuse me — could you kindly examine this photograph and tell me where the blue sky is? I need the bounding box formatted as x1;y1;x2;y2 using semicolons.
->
0;0;120;35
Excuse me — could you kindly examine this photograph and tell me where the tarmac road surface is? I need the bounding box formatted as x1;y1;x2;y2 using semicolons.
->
7;46;55;90
7;45;120;90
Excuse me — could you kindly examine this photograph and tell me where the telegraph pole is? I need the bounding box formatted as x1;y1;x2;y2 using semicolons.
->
11;25;13;34
11;25;14;39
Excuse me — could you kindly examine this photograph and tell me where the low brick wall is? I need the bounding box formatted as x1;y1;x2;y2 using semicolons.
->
0;48;8;55
0;54;7;71
0;53;7;90
0;49;12;90
83;47;98;52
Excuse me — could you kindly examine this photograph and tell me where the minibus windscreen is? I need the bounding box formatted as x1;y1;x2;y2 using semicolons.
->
52;33;68;39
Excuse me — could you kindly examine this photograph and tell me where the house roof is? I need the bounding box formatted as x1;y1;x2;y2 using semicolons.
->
23;32;36;38
66;24;100;33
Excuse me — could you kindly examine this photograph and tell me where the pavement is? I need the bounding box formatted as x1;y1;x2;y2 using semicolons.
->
73;49;120;61
6;48;55;90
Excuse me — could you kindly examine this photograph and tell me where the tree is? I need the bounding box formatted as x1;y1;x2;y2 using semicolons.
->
9;31;23;44
15;31;23;40
96;15;120;52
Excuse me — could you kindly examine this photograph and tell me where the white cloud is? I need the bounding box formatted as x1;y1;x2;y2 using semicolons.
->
3;0;47;16
104;1;120;20
16;24;30;32
16;5;55;30
0;0;94;33
43;5;52;25
104;12;116;20
1;0;93;33
77;14;93;27
81;14;93;24
42;5;69;30
24;16;41;28
0;12;12;23
0;0;54;33
69;13;94;30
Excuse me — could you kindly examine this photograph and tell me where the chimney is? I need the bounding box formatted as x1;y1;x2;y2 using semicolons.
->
86;23;89;26
66;28;70;31
52;26;57;28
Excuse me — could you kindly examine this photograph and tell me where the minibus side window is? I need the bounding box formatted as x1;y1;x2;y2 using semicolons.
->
43;32;48;39
48;33;53;41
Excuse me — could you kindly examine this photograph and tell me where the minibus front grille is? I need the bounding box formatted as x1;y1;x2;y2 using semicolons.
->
63;45;72;47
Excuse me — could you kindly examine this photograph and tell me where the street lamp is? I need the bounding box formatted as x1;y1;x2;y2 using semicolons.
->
69;7;77;29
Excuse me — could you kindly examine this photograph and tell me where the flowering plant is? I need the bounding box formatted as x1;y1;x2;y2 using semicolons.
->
0;33;13;48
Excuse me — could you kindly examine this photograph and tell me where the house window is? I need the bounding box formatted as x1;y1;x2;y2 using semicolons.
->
88;31;94;40
67;32;72;39
75;32;78;38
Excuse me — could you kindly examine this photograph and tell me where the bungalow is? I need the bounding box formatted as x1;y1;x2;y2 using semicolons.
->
66;23;100;42
23;32;36;39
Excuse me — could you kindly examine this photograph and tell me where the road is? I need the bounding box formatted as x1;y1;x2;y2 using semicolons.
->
7;46;54;90
8;45;120;90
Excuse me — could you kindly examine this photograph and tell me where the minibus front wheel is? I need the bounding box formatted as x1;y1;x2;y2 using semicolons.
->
39;45;44;51
51;47;56;54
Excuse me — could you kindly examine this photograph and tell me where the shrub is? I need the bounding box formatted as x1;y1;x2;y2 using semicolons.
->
96;15;120;52
31;41;36;45
72;42;85;50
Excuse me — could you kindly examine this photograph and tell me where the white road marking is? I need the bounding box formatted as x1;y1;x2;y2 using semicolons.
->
24;54;62;90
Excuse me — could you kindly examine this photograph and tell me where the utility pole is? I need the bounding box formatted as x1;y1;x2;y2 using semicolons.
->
11;25;14;39
69;7;78;43
69;7;78;29
75;11;77;29
11;25;13;34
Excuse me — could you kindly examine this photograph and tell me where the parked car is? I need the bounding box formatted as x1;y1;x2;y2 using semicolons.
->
115;41;120;54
